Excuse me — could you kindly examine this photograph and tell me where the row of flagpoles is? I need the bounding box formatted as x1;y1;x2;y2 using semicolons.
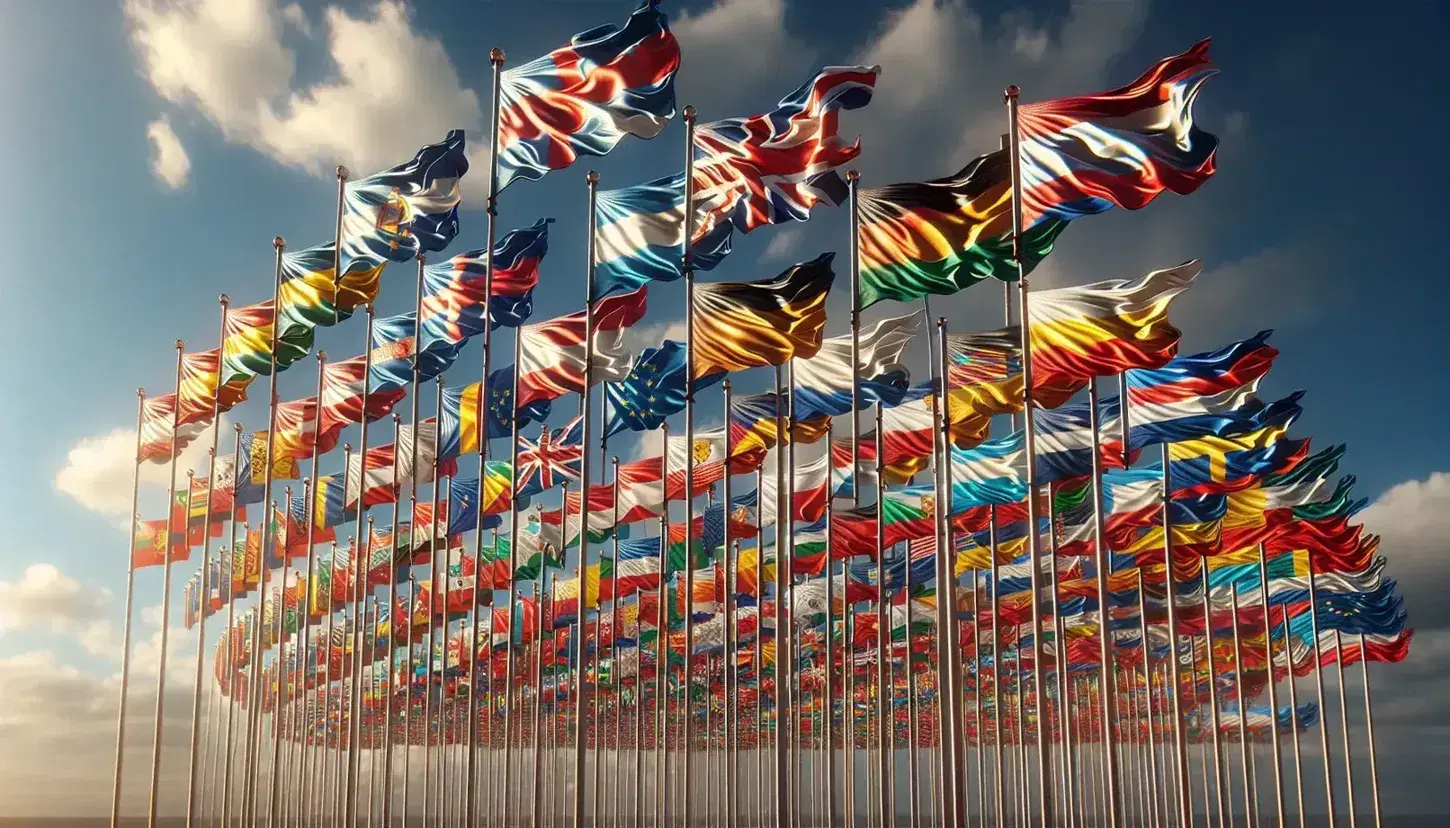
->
108;4;1407;828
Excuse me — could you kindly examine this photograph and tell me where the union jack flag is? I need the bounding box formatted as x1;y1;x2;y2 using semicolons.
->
692;65;879;240
517;416;584;497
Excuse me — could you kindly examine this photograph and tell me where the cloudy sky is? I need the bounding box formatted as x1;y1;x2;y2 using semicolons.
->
0;0;1447;818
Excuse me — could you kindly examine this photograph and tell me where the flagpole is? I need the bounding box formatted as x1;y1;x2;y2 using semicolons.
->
1002;85;1055;828
487;317;521;828
404;567;417;828
608;455;623;828
383;413;402;828
186;297;231;827
654;422;671;828
575;168;602;828
870;402;890;828
1253;543;1287;828
112;388;154;828
221;443;243;828
1305;566;1339;827
718;379;741;828
1354;633;1382;828
1150;443;1192;828
1229;581;1256;825
931;318;961;828
822;416;839;828
1199;579;1228;826
988;504;1004;828
1134;568;1159;828
425;380;447;828
785;361;803;828
754;465;766;828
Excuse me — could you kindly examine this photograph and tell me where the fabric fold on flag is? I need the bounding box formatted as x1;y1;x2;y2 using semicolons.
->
603;340;724;438
790;311;918;421
418;218;552;355
497;0;680;191
691;252;835;379
340;131;468;266
517;287;648;406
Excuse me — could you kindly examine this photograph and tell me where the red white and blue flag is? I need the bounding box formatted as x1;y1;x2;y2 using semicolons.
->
693;65;879;239
319;353;407;437
418;218;553;356
1017;40;1218;229
517;416;585;497
516;287;647;407
497;0;680;191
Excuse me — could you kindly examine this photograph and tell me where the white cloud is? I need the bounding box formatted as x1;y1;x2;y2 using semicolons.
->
0;565;111;636
672;0;816;115
145;117;191;189
54;418;223;520
758;226;804;263
1362;471;1450;629
626;318;689;351
125;0;483;193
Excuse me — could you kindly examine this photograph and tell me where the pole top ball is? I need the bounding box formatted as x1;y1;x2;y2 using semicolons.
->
175;339;185;350
416;253;426;265
344;443;352;452
273;236;286;249
1004;85;1020;100
612;456;619;465
722;379;731;391
318;350;327;361
137;387;146;397
219;293;230;305
490;47;505;64
336;165;349;180
235;423;243;433
845;169;859;183
187;469;195;478
586;170;599;185
937;316;947;327
683;105;696;121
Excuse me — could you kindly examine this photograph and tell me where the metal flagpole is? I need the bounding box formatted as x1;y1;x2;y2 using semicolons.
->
293;348;327;828
873;402;890;828
1307;567;1338;827
677;102;702;828
383;413;402;828
1230;583;1256;826
1258;542;1287;828
1002;86;1052;828
754;466;766;828
404;569;416;828
1158;444;1192;828
426;383;448;828
463;45;505;828
1279;599;1306;828
608;455;623;828
531;562;548;828
656;423;671;828
1201;583;1227;827
972;567;986;828
824;417;838;828
221;471;243;828
785;362;801;828
577;168;601;828
1333;629;1358;828
267;486;296;828
988;504;1004;828
145;340;188;828
722;382;740;828
187;297;231;827
1359;634;1382;828
113;388;151;828
1137;568;1162;828
500;325;525;828
1084;377;1122;826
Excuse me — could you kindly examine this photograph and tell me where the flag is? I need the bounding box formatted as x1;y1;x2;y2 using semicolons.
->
517;287;647;406
179;348;250;424
340;131;468;266
497;1;678;191
856;149;1067;307
1016;40;1218;229
369;312;462;392
1028;261;1199;390
592;173;735;299
277;242;385;338
319;353;407;436
418;218;552;356
137;393;208;465
692;66;879;241
313;474;352;530
1124;330;1277;407
132;517;189;569
755;452;830;527
272;396;339;461
603;339;724;438
1167;412;1308;497
948;432;1029;509
343;418;452;509
438;369;551;460
220;299;314;388
691;253;835;379
946;326;1079;410
790;312;918;421
516;416;585;497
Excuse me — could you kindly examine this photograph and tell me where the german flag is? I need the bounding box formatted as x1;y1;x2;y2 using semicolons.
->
856;150;1067;308
691;252;835;379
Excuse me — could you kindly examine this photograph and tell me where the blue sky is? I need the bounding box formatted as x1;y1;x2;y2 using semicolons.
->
0;0;1447;817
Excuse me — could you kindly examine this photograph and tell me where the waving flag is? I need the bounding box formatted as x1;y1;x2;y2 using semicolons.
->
517;287;648;406
418;218;552;357
496;0;679;191
856;149;1067;307
341;131;468;266
756;452;830;527
438;368;551;460
319;353;407;437
516;416;585;497
137;393;208;465
1166;411;1309;497
1017;40;1218;228
592;173;734;299
948;432;1029;508
603;340;724;438
946;326;1079;410
728;390;829;458
791;312;918;421
1028;261;1198;390
277;242;385;340
272;396;339;461
220;299;314;387
179;348;250;424
691;253;835;379
693;66;879;240
1124;330;1277;407
369;312;462;393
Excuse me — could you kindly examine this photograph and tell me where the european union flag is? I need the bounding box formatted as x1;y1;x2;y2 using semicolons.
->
603;340;723;438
